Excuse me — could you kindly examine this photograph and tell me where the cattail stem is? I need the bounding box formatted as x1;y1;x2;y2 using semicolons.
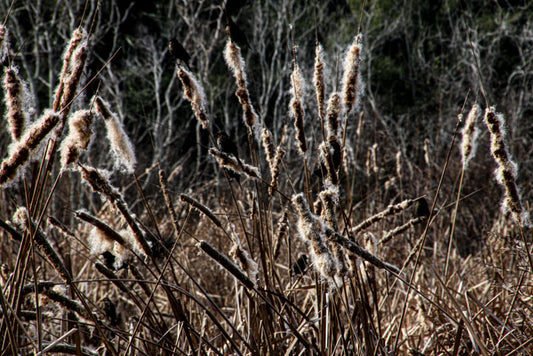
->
198;240;255;290
180;194;223;228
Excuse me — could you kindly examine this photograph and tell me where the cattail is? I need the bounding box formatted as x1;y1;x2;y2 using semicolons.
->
40;289;89;320
268;146;285;196
268;125;288;196
290;64;307;154
351;197;418;234
0;110;59;185
341;34;363;114
59;109;94;168
461;104;480;168
484;107;530;226
13;207;72;283
314;44;326;120
319;187;348;277
322;226;401;274
58;43;87;116
4;67;28;141
209;147;260;179
380;217;425;245
292;193;337;279
79;165;152;256
261;128;276;170
177;67;209;129
229;223;258;284
0;25;7;63
179;194;223;228
94;96;136;173
273;210;289;259
423;139;430;168
224;40;258;129
53;28;85;110
325;92;342;139
395;150;402;179
319;142;339;186
198;240;255;289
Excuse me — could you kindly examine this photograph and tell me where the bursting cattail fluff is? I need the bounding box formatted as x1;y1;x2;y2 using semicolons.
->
261;128;276;170
94;96;136;173
461;104;480;168
229;223;259;284
80;165;152;257
341;34;363;114
0;110;59;186
53;28;86;112
59;109;94;168
292;193;337;280
177;67;209;129
290;64;307;154
313;44;326;120
224;40;258;129
0;25;7;63
484;107;530;226
325;92;342;139
58;43;87;116
4;67;28;141
209;147;260;179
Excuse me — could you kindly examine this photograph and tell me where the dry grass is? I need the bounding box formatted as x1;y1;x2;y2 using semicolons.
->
0;9;532;356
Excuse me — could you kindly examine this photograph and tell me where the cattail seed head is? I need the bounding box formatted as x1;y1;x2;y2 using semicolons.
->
341;34;363;114
177;68;209;129
461;104;480;168
290;64;307;154
229;224;259;284
292;193;337;280
224;40;258;129
54;28;86;112
314;44;326;120
209;147;260;179
261;128;276;169
484;107;530;227
94;96;136;173
58;44;88;116
0;110;59;186
59;109;94;168
0;25;8;63
180;194;223;228
4;67;28;141
325;92;342;138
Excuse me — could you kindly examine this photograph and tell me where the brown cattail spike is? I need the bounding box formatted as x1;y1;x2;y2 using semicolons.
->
224;40;258;129
290;64;307;154
59;109;94;168
314;44;326;121
484;107;530;226
341;34;363;115
0;110;60;185
177;68;210;129
4;67;28;141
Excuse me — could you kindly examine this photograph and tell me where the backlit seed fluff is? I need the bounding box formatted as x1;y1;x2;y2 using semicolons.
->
292;193;337;279
341;34;363;114
224;40;258;129
0;110;60;186
0;25;7;62
484;107;530;227
325;92;342;138
314;44;326;120
290;64;307;154
4;67;28;141
94;96;137;173
461;104;480;168
177;68;209;129
59;109;94;168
